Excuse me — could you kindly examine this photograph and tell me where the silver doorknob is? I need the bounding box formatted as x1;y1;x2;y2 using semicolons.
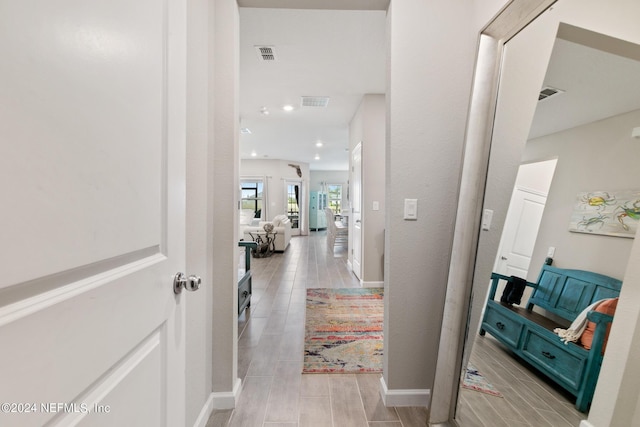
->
174;272;202;294
501;256;508;260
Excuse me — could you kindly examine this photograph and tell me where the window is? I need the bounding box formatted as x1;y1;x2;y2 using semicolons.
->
241;180;263;219
327;184;342;214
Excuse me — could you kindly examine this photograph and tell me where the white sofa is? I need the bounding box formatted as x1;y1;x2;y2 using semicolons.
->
242;214;291;252
239;209;260;236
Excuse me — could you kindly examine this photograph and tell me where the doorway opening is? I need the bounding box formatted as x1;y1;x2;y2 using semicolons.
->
285;180;303;236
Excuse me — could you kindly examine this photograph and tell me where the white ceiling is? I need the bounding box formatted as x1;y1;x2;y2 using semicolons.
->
239;8;386;170
239;8;640;171
529;37;640;139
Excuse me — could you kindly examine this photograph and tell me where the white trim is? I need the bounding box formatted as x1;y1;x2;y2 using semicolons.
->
50;330;162;426
579;421;594;427
211;377;242;409
0;253;165;328
192;393;215;427
515;185;549;198
379;376;430;407
362;281;384;288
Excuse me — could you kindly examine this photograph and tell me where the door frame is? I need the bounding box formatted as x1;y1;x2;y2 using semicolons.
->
284;179;304;236
351;142;363;280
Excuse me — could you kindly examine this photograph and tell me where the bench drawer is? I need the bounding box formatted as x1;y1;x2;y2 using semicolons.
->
522;329;585;390
238;273;251;314
482;305;524;347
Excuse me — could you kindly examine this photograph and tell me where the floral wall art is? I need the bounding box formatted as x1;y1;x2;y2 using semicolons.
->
569;190;640;238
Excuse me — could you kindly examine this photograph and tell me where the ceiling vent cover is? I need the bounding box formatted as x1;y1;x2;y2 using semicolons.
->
301;96;330;107
255;46;276;61
538;86;565;101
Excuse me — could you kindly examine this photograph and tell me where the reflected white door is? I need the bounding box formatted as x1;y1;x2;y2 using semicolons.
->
352;143;363;279
0;0;187;426
494;188;547;304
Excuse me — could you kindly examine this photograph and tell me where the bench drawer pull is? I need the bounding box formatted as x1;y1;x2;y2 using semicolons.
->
496;321;505;330
542;351;556;360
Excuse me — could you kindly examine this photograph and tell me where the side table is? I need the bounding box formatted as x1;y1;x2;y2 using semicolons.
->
248;231;277;258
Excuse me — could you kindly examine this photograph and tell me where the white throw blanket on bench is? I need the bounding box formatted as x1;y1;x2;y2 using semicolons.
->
554;299;606;345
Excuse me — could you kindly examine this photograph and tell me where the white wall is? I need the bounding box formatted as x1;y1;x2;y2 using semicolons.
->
524;109;640;279
383;0;477;400
309;170;348;193
211;0;241;410
241;159;310;233
185;0;213;423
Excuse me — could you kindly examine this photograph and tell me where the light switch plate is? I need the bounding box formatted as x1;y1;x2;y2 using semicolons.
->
373;201;379;211
404;199;418;220
481;209;493;231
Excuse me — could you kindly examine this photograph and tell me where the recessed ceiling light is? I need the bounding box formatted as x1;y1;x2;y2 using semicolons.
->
251;151;257;157
316;141;323;147
260;106;269;115
283;105;294;112
314;154;320;160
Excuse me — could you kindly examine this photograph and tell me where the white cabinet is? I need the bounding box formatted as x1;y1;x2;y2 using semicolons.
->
309;191;327;230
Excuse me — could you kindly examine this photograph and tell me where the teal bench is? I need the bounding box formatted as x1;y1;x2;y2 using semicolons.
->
479;264;622;412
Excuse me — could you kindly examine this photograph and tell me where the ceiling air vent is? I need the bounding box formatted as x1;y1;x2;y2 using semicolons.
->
255;46;276;61
301;96;330;108
538;86;565;101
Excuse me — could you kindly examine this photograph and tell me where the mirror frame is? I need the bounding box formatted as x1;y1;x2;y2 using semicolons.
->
432;0;640;425
427;0;558;424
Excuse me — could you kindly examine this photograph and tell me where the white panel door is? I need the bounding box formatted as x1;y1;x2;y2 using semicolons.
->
351;143;362;280
0;0;187;426
493;187;547;305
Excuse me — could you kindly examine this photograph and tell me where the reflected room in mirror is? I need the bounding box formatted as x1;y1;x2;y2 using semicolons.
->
456;21;640;425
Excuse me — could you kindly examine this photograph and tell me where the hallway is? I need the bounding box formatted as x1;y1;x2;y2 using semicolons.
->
206;232;428;427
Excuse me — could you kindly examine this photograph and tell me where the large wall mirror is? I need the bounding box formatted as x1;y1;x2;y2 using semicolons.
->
453;3;640;425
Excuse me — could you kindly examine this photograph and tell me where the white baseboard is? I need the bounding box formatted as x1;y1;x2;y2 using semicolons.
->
193;393;215;427
579;421;594;427
379;376;430;407
362;281;384;288
212;378;242;409
193;378;241;427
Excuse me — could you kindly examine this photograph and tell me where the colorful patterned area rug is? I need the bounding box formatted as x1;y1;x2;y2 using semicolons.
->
303;287;384;374
462;363;503;397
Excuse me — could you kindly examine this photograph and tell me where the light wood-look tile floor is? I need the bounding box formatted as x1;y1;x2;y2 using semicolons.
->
206;232;428;427
456;334;588;427
206;231;587;427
